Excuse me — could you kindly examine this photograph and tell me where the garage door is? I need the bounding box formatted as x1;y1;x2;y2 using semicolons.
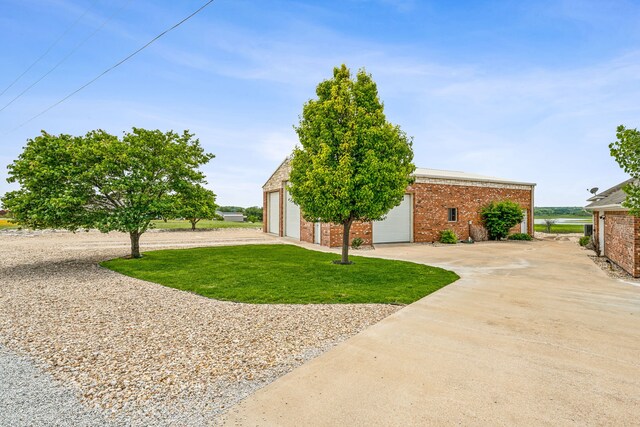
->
267;191;279;235
284;188;301;239
373;195;412;243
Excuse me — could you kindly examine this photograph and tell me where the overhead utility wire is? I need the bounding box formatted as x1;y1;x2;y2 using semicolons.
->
0;0;134;113
0;0;99;98
10;0;215;133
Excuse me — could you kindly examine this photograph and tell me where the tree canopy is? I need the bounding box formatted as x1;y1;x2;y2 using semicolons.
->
289;64;415;264
2;128;214;257
610;125;640;216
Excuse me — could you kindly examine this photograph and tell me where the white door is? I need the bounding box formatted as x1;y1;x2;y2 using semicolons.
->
314;222;321;244
268;191;279;235
284;188;301;239
521;210;527;233
598;211;605;253
373;195;412;244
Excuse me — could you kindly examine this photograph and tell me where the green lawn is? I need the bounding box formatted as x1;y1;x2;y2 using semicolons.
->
151;219;262;230
534;224;586;233
101;244;459;304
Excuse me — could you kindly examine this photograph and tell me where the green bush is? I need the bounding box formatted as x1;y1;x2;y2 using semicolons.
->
439;229;458;244
480;200;524;240
508;233;532;241
579;236;591;247
351;237;364;249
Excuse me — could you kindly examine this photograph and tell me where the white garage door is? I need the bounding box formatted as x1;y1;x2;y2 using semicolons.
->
268;191;279;235
284;188;301;239
373;195;412;243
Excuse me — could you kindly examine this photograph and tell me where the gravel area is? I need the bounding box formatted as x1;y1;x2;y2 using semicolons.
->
0;229;400;425
588;254;640;283
0;344;117;426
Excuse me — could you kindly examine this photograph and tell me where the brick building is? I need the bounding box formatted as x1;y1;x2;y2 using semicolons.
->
263;158;535;247
586;179;640;277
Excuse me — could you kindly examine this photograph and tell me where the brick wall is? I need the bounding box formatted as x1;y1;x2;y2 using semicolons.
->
300;217;314;244
635;217;640;278
603;211;640;277
409;182;532;242
326;221;373;248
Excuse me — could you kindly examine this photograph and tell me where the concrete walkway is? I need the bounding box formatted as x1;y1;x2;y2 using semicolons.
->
223;238;640;426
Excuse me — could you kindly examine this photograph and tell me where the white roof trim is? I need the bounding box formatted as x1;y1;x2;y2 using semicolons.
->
413;168;535;187
585;204;628;211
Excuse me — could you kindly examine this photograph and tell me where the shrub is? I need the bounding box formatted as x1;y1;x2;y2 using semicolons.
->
351;237;364;249
543;218;557;233
480;200;524;240
579;236;591;247
439;229;458;244
508;233;532;241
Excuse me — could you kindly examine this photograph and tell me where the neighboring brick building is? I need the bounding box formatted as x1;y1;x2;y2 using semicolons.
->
264;158;535;247
586;179;640;278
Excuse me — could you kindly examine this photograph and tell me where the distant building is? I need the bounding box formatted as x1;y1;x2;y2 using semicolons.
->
216;211;245;222
585;179;640;277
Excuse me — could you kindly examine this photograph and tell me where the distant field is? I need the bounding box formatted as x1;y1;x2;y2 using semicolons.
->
151;219;262;230
534;224;585;234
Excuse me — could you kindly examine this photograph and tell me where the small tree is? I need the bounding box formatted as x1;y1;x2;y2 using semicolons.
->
610;125;640;215
544;218;557;233
289;64;415;264
174;185;217;231
2;128;214;258
480;200;524;240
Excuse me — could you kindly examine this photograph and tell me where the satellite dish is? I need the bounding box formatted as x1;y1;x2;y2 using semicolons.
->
589;187;599;194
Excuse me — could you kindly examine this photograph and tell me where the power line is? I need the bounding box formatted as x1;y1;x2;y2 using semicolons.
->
0;0;99;98
0;0;134;113
9;0;215;134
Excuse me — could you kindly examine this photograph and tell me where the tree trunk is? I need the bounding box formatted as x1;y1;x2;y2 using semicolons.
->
340;218;353;264
191;219;197;231
130;231;141;258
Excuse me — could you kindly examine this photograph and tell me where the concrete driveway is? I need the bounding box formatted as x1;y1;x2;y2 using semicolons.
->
223;238;640;426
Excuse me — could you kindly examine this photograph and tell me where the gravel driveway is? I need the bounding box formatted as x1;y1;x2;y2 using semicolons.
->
0;229;399;425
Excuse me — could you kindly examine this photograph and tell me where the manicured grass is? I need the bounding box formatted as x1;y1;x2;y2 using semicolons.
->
151;219;262;230
101;244;459;304
534;224;586;234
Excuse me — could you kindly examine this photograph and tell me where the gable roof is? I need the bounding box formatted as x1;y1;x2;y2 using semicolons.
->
585;178;634;210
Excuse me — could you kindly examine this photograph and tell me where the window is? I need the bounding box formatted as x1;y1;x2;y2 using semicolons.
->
447;208;458;222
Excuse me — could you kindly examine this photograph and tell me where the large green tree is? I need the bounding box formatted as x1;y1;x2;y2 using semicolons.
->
174;184;218;231
610;125;640;216
289;64;415;264
2;128;214;257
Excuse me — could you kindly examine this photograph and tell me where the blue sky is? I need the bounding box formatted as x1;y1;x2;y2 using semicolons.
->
1;0;640;207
